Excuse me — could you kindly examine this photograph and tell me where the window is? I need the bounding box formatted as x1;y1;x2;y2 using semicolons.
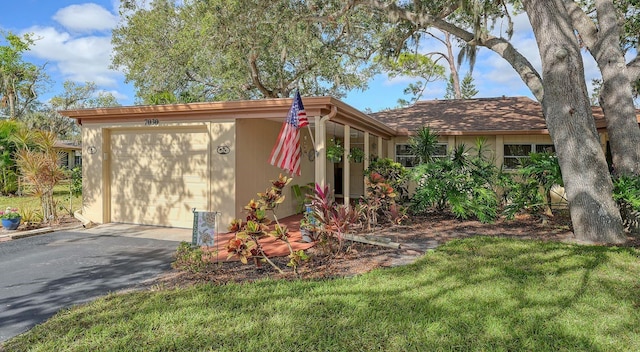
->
396;144;418;167
74;150;82;166
535;144;555;153
433;143;448;159
504;144;555;169
59;152;69;168
395;143;448;167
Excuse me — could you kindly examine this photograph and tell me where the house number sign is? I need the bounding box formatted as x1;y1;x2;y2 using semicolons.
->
144;118;160;126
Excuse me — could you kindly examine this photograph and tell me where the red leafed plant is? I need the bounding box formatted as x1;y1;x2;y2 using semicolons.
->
360;172;407;230
309;183;363;254
226;174;308;273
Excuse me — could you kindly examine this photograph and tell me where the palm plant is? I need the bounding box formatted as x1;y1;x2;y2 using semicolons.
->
10;129;66;222
408;126;439;164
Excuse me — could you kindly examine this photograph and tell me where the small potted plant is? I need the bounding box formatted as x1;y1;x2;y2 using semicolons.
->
0;207;21;230
349;147;365;163
327;138;344;163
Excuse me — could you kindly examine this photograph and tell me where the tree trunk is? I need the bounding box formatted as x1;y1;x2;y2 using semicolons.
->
523;0;625;243
443;32;462;99
42;188;56;223
565;0;640;176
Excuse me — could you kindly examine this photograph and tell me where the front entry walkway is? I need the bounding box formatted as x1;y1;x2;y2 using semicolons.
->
205;214;315;262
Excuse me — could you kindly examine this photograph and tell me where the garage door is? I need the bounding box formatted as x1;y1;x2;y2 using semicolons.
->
110;127;209;228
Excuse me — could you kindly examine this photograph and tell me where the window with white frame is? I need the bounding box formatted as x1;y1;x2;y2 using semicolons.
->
395;143;448;167
504;143;555;169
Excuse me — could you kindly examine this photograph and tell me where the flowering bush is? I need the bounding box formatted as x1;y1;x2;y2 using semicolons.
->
0;207;21;220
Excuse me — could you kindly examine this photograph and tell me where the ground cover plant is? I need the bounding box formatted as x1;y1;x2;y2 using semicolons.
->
4;237;640;351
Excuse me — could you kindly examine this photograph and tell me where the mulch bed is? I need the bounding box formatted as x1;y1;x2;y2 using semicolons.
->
146;210;633;290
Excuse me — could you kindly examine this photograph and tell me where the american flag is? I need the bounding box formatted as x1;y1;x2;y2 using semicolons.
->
269;91;307;176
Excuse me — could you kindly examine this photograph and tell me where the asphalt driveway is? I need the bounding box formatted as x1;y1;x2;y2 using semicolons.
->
0;225;188;342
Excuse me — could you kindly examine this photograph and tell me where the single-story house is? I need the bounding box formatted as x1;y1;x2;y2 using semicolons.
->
54;140;82;169
59;96;640;230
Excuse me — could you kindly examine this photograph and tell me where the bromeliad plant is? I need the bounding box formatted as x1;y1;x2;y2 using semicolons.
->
226;174;308;273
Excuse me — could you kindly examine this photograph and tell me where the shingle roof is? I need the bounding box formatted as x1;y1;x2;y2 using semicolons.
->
369;96;635;136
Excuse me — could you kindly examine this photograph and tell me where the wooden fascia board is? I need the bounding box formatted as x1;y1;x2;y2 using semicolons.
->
59;97;338;120
59;96;398;138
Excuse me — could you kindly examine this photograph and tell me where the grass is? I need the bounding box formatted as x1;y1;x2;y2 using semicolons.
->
3;237;640;351
0;182;82;219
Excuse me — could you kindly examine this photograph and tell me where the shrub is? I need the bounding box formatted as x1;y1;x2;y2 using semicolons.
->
18;206;42;228
365;158;410;201
309;183;363;254
612;174;640;233
172;242;215;274
360;172;407;230
409;142;500;223
70;166;82;197
226;175;308;273
502;152;564;219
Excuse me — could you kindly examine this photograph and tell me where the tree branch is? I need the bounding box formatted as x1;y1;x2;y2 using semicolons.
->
248;51;276;98
628;54;640;83
358;0;544;101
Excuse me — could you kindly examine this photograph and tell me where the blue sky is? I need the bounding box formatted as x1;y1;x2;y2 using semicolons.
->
0;1;614;112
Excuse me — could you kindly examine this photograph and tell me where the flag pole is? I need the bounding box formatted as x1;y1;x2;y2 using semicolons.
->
306;125;316;153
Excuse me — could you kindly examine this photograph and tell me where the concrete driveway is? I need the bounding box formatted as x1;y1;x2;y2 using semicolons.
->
0;224;190;342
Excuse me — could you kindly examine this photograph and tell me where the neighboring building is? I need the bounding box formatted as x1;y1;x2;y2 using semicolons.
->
54;140;82;169
370;96;637;170
59;96;640;230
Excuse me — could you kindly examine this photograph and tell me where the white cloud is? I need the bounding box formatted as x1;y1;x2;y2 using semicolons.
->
53;3;118;33
24;25;121;87
99;88;128;101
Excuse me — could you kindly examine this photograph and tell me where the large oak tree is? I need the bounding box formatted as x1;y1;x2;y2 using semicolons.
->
343;0;639;242
112;0;384;102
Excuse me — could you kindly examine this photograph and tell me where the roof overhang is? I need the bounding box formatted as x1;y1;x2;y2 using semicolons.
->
59;96;397;139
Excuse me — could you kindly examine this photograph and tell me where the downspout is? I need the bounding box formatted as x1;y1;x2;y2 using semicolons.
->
73;210;95;228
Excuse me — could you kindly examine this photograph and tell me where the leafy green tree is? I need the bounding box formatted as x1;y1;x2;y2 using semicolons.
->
0;119;22;194
0;31;47;119
21;81;120;141
112;0;382;103
377;52;446;106
332;0;631;242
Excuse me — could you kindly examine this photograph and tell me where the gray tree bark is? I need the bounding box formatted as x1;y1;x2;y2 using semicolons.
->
523;0;625;243
565;0;640;176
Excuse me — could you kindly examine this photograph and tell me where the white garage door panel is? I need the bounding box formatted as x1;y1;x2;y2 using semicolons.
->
110;127;210;228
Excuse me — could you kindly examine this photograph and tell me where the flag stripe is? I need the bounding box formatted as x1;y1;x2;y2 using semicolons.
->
269;91;306;176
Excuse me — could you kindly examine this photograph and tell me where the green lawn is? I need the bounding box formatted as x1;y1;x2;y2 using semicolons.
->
3;237;640;351
0;183;82;219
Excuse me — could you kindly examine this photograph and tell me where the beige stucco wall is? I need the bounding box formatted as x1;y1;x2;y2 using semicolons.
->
208;121;237;227
391;134;555;169
80;120;238;228
235;119;315;221
81;125;105;223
